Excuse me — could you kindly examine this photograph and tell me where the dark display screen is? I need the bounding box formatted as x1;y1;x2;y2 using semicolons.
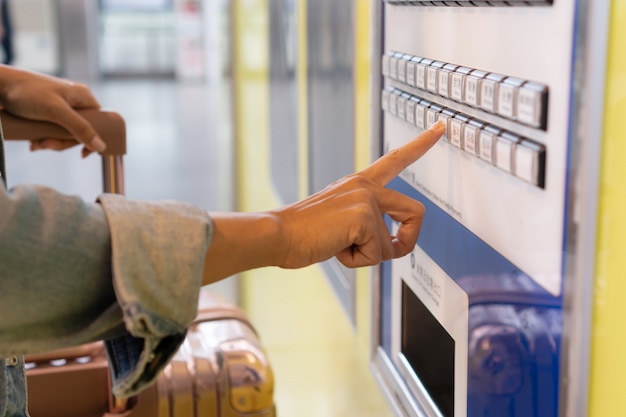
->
402;282;455;416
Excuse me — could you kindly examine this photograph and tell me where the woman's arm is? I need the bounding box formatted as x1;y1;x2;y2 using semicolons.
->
202;122;445;284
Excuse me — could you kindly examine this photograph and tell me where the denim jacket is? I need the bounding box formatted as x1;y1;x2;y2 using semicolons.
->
0;131;213;416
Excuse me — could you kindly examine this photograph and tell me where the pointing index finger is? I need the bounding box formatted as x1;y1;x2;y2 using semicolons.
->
362;121;445;185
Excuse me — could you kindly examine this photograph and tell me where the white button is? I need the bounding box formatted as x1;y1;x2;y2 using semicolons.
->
515;140;545;186
406;60;417;86
496;133;519;173
415;103;427;129
381;90;390;112
517;83;547;128
6;356;19;366
388;92;398;116
397;95;407;120
497;83;517;119
463;123;481;156
416;63;427;89
515;145;537;184
397;58;407;83
426;67;438;93
479;127;499;163
451;73;465;102
382;54;391;77
438;70;450;97
498;78;524;120
415;59;433;90
426;108;439;129
464;73;483;107
450;118;464;148
389;56;399;80
517;89;539;125
480;79;497;113
406;99;416;125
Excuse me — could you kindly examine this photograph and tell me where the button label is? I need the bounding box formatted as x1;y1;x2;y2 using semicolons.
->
450;119;463;148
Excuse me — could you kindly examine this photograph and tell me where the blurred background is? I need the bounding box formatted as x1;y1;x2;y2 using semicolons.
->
2;1;391;416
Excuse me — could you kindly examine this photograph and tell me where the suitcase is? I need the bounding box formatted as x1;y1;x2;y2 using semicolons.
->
23;292;276;417
1;110;276;417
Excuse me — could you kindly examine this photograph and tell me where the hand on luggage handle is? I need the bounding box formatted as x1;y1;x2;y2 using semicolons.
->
0;108;127;195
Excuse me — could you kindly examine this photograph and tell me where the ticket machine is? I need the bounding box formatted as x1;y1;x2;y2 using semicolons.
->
370;2;610;416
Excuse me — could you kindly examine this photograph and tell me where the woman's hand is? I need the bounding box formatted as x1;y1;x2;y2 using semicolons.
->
0;65;104;157
203;121;446;284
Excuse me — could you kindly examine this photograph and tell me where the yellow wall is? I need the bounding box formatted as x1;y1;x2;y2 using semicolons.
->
232;1;392;416
589;1;626;415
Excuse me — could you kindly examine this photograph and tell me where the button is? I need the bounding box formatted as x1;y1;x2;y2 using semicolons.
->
406;97;419;125
382;52;393;78
407;57;421;86
427;61;445;93
397;93;410;121
6;356;19;367
438;64;458;98
496;132;520;173
381;89;390;112
397;54;412;84
515;139;546;188
437;109;457;142
389;52;401;80
416;58;433;90
450;114;470;149
463;119;486;157
451;67;472;103
426;103;444;129
480;73;506;113
388;90;399;116
497;77;525;119
464;69;487;108
415;99;430;130
517;82;548;129
478;125;501;163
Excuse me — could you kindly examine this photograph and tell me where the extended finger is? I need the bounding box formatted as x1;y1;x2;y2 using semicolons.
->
361;120;445;186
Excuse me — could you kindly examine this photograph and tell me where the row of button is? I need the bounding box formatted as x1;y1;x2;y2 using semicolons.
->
384;1;553;5
382;51;548;130
382;88;546;188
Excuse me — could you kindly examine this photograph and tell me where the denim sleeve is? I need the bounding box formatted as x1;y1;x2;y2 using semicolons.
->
0;183;213;398
0;184;123;357
97;194;213;397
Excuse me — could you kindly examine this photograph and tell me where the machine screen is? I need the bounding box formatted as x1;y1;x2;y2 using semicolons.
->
402;282;455;417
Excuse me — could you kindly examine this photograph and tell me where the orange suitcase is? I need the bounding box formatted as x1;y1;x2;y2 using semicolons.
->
24;292;276;417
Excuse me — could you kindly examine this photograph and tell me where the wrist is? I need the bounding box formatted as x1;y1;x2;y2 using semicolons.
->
202;211;286;284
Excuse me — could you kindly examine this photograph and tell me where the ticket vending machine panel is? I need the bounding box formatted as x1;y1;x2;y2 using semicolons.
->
370;2;600;417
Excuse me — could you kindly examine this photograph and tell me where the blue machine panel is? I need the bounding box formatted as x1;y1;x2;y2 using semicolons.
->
373;2;578;416
380;178;562;416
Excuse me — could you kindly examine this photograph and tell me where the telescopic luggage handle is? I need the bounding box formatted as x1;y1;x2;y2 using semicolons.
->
1;108;133;415
0;108;127;195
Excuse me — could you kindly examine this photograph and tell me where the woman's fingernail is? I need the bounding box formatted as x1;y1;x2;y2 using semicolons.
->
434;120;446;132
89;135;106;152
